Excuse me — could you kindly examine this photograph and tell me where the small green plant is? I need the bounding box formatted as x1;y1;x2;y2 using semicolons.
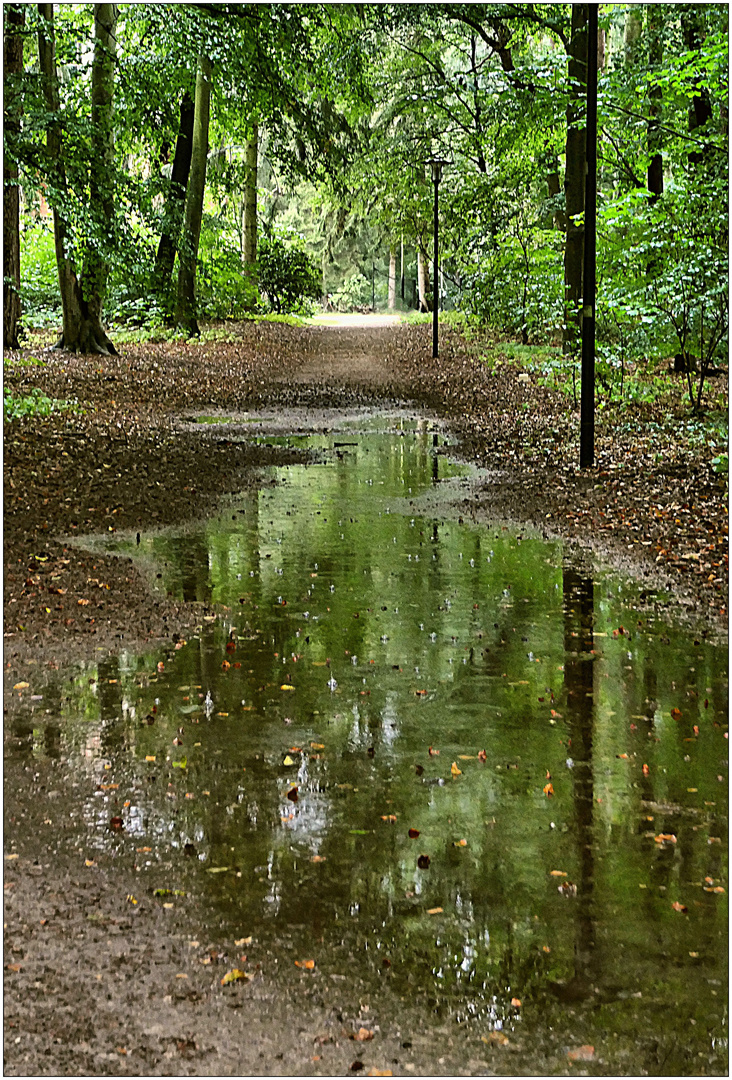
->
4;387;79;422
257;234;321;315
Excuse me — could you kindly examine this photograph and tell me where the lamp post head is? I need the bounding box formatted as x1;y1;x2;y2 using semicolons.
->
428;158;449;185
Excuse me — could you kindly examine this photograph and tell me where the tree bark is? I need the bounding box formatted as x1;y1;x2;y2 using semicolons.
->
37;3;117;354
388;248;396;310
243;120;258;265
623;5;642;66
81;3;118;328
562;4;588;356
417;248;431;313
646;4;663;201
154;89;194;302
681;5;713;167
4;4;24;349
176;54;212;337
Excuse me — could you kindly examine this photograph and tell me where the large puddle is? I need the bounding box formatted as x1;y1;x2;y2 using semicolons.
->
8;411;728;1072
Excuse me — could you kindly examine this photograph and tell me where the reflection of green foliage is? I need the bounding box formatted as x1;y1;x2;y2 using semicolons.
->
35;428;728;1066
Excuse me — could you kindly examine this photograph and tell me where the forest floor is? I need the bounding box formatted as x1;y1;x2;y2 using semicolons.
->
3;316;728;1076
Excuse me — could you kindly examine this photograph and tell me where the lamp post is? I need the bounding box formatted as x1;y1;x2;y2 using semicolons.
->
428;158;448;358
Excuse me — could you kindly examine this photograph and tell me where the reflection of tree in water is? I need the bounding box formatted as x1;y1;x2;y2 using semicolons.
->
557;560;598;1002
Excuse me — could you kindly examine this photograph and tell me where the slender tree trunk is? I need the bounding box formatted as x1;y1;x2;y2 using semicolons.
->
417;248;431;313
647;4;664;201
243;120;258;266
154;89;194;302
562;4;588;356
176;55;212;336
623;5;642;65
681;5;713;167
388;248;396;310
37;3;117;354
4;4;24;349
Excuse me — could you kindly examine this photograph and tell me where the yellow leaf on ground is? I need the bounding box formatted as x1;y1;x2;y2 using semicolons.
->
283;755;297;766
13;682;29;690
367;1070;393;1077
221;968;250;985
549;870;567;877
451;762;462;776
295;959;316;969
427;907;443;915
280;684;295;691
235;937;253;946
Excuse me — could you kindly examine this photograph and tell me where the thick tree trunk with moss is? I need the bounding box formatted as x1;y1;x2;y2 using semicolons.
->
4;4;24;349
562;4;588;356
176;55;212;337
154;89;194;303
243;121;258;266
37;3;118;354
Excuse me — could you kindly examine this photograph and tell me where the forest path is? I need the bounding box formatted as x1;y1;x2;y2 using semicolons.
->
275;314;408;388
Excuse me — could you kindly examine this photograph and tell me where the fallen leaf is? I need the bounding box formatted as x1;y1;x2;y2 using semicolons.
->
417;854;430;869
12;682;29;690
221;968;250;985
428;746;439;756
408;828;420;838
450;761;462;776
567;1045;594;1062
366;1070;393;1077
654;834;677;844
280;684;295;691
453;839;468;847
5;963;22;973
510;997;522;1007
295;959;315;969
543;782;554;796
670;707;682;720
478;749;487;762
671;901;688;913
351;1028;374;1042
380;815;397;823
234;937;252;946
283;755;297;766
549;870;567;877
311;742;325;750
482;1031;509;1046
109;816;123;830
427;906;443;915
287;787;298;803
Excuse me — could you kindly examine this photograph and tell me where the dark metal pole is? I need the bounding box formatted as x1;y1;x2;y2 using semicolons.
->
432;175;439;358
580;4;598;468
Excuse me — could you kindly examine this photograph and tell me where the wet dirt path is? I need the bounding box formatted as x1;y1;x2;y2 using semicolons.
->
3;318;728;1076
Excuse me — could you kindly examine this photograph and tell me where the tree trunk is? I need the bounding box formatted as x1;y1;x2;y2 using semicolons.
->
388;248;396;309
562;4;588;356
3;4;24;350
417;248;431;313
176;54;212;337
681;5;713;167
80;3;118;329
243;120;258;265
37;3;117;354
154;89;194;302
623;5;642;66
647;4;663;201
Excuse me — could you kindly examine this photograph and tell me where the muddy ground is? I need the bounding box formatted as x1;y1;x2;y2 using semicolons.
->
3;317;728;1075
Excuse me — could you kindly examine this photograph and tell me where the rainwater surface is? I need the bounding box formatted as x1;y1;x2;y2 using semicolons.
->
9;412;728;1073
